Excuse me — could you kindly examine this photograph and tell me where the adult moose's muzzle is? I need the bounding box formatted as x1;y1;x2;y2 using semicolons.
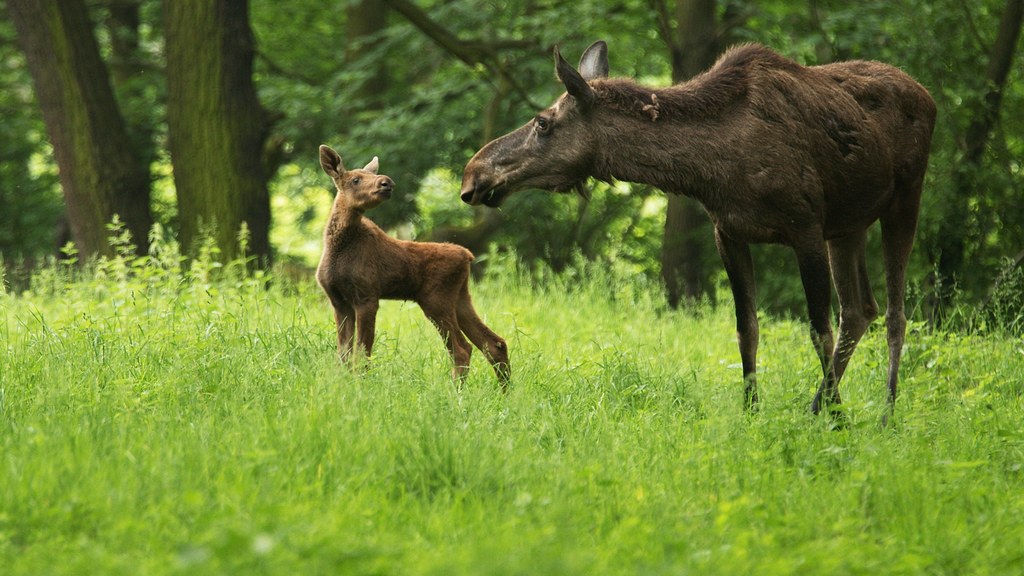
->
459;174;481;205
460;168;508;207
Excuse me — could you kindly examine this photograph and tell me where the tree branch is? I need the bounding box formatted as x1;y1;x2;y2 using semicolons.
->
964;0;1023;162
955;0;990;54
382;0;545;109
255;48;319;85
648;0;678;53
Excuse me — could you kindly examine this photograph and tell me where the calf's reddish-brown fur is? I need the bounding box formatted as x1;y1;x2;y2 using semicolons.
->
316;145;510;386
461;41;936;422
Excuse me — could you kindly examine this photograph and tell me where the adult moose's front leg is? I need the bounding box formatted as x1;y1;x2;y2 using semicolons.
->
714;228;760;409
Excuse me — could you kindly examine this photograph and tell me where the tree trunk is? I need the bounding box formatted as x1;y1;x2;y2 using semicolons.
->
8;0;152;256
164;0;271;262
662;194;712;307
347;0;390;104
656;0;719;307
933;0;1023;320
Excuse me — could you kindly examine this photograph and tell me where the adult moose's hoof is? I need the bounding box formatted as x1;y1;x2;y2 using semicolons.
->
879;404;896;429
811;388;847;428
744;380;760;411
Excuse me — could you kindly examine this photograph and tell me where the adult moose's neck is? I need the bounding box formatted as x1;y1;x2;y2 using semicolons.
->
588;76;745;203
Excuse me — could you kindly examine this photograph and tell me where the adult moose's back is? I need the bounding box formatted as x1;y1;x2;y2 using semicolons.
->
461;41;935;422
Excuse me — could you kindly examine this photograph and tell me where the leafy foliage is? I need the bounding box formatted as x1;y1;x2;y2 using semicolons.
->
1;0;1022;321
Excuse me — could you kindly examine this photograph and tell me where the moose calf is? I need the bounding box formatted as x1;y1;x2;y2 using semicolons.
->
316;145;510;387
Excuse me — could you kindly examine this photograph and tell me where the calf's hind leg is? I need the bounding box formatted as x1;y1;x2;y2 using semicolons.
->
455;284;510;388
420;300;474;381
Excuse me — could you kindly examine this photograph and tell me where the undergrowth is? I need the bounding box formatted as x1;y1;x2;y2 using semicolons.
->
1;223;1023;575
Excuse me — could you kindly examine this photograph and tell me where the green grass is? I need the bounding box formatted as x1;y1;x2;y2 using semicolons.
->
1;257;1023;575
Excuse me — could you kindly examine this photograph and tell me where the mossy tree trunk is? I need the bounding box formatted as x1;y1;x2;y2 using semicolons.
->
8;0;152;256
164;0;271;262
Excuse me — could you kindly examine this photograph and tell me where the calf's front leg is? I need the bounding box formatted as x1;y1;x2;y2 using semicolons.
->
353;300;380;358
332;300;356;360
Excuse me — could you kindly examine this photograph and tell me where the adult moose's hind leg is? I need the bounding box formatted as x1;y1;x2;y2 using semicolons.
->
794;241;839;416
879;176;924;424
714;228;760;409
821;232;880;400
455;284;510;390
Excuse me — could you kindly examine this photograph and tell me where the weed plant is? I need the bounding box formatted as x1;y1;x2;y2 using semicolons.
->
1;232;1023;575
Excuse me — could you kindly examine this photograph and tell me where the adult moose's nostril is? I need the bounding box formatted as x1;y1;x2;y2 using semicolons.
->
459;174;478;205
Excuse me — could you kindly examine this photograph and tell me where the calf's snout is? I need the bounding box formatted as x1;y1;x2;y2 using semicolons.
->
377;176;394;198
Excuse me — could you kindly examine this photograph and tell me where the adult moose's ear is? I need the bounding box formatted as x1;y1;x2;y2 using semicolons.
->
555;45;595;110
578;40;609;81
363;156;379;174
319;145;345;179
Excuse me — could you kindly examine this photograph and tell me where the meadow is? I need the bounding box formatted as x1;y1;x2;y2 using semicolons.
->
1;251;1023;575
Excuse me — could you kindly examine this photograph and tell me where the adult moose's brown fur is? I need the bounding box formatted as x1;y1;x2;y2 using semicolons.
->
461;41;935;422
316;145;510;387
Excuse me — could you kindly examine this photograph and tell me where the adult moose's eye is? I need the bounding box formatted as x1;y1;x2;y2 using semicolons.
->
535;116;551;134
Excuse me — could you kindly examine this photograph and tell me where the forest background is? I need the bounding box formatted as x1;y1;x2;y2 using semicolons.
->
1;0;1022;327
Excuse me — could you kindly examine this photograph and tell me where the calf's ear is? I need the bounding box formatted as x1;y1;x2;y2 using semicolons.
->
555;45;595;110
319;145;345;179
363;156;379;174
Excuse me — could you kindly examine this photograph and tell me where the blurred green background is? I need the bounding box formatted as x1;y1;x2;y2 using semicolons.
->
2;0;1022;324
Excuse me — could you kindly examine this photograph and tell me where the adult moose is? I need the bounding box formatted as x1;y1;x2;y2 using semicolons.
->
461;41;935;422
